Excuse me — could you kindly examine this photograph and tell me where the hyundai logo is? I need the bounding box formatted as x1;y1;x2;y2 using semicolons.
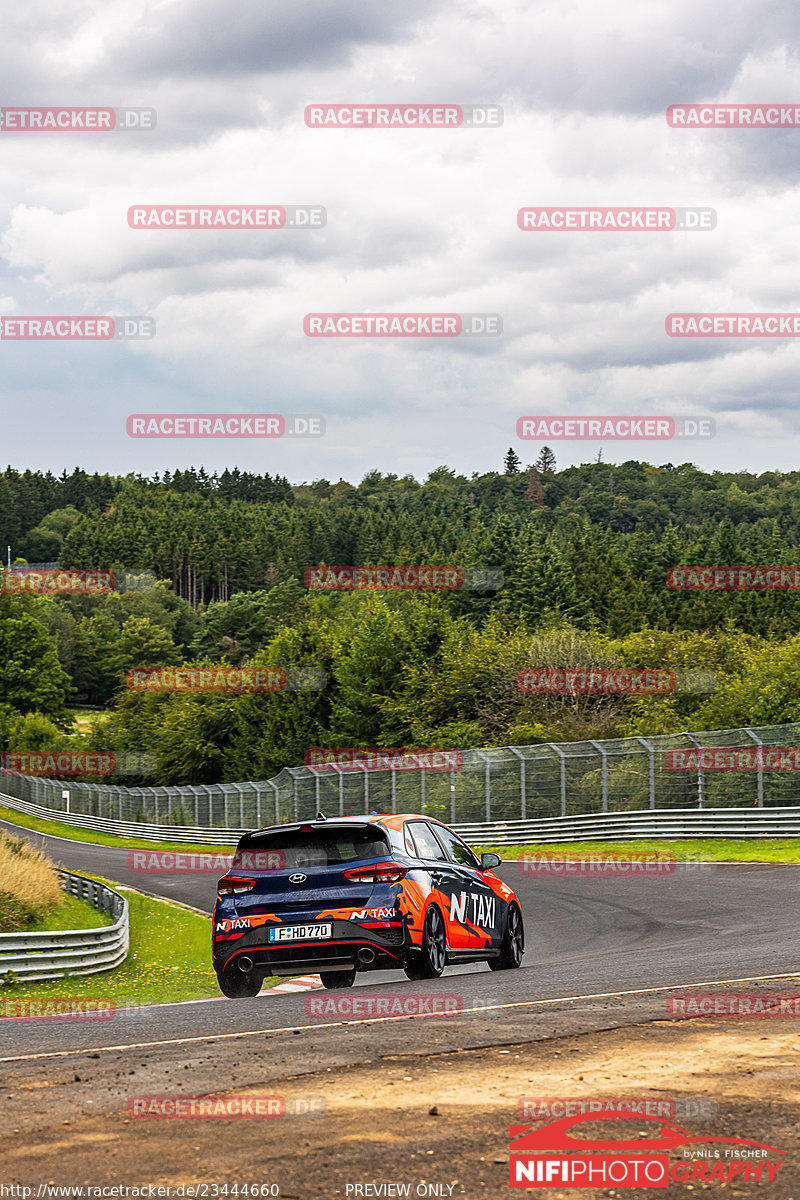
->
288;873;308;884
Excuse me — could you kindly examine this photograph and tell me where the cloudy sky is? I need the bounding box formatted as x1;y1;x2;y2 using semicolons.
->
2;0;800;483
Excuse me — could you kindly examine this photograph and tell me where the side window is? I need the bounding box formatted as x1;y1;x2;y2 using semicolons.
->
431;824;480;869
403;823;417;857
406;821;448;861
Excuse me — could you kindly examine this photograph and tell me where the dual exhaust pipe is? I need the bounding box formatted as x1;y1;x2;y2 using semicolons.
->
238;947;376;972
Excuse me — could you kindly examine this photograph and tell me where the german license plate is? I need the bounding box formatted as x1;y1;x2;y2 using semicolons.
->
268;923;333;942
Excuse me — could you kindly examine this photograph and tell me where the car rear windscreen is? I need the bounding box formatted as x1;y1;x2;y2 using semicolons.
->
235;825;390;869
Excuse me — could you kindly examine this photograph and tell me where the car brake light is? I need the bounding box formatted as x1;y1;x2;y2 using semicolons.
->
217;875;257;897
342;862;407;884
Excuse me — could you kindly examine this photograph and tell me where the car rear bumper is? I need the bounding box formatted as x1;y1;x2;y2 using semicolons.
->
213;918;405;976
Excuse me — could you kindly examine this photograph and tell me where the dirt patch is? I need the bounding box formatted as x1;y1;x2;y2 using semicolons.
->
3;1019;799;1197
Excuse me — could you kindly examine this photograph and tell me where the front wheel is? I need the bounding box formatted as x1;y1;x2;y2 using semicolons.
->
404;906;446;980
488;903;524;970
320;969;357;989
216;966;262;998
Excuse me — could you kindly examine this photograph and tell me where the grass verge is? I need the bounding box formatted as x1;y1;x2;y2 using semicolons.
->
477;838;800;863
0;802;233;855
0;877;282;1005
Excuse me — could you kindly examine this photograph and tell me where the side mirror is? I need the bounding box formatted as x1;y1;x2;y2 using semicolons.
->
480;852;502;870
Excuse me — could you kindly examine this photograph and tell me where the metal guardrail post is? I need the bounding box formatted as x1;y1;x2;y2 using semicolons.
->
634;736;656;809
744;727;765;807
508;747;526;819
683;732;705;809
588;740;608;813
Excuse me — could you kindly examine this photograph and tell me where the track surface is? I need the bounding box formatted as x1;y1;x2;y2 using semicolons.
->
2;817;799;1061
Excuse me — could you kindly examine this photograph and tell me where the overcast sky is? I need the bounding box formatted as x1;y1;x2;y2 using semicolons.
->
2;0;800;484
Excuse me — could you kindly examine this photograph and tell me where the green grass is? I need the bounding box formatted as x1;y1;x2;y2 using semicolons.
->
29;892;113;931
0;879;283;1005
0;802;234;855
477;838;800;863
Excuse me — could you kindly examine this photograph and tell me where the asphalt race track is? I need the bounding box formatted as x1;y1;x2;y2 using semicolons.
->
2;816;799;1062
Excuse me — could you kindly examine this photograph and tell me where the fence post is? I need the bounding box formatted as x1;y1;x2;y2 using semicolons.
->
474;750;491;822
337;765;344;816
391;768;397;814
743;727;764;808
508;747;526;819
588;741;608;813
269;779;280;824
421;766;426;814
450;765;456;824
634;736;656;809
547;744;567;818
683;732;705;809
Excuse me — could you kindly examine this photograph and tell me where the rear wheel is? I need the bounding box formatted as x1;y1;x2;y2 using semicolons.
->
320;968;357;989
404;905;446;980
216;966;262;998
488;903;524;970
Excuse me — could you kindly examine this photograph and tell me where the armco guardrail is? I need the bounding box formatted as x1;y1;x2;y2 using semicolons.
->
1;790;800;844
0;871;129;983
2;723;800;835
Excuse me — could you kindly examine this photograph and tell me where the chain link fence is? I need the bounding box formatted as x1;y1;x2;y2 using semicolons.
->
2;724;800;831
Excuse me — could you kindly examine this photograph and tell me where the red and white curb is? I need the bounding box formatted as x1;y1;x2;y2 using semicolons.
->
267;974;323;994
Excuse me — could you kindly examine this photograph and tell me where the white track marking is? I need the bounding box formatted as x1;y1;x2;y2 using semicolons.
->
2;971;799;1064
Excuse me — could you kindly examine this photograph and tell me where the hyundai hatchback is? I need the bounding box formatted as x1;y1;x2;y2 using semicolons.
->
213;813;524;996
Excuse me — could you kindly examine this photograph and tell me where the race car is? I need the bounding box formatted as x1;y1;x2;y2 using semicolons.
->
212;812;524;996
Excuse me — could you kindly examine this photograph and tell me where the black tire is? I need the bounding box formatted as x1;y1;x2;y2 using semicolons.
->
216;966;262;998
488;903;524;970
320;969;357;989
404;905;447;980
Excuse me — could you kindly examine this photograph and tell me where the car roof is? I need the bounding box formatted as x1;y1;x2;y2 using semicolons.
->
246;813;445;836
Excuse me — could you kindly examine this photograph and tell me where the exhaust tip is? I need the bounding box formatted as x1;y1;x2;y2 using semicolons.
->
357;947;375;965
238;955;254;973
